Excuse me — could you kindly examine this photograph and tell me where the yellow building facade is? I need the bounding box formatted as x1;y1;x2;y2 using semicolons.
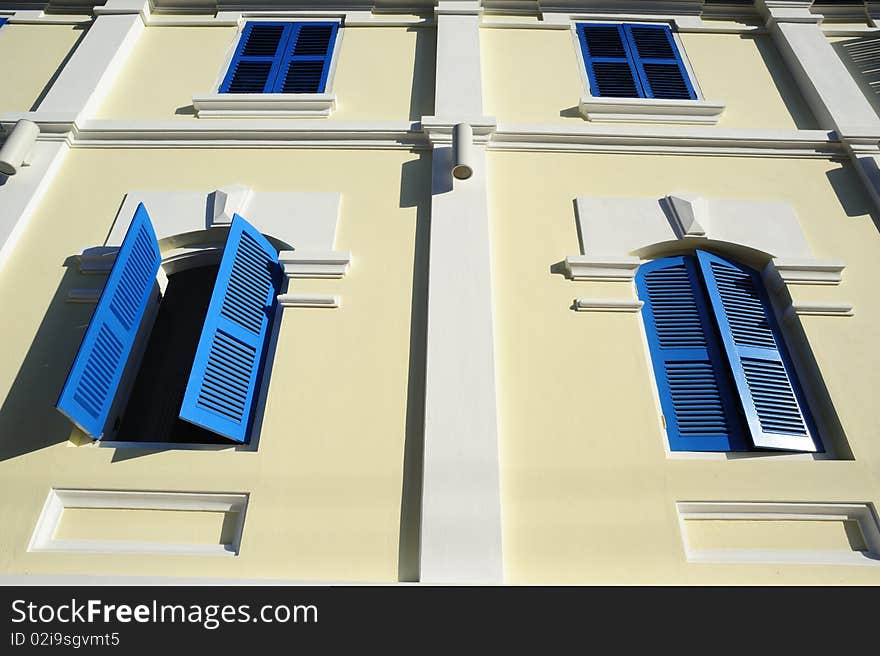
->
1;0;880;584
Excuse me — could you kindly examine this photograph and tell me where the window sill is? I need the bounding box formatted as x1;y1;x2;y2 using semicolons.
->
192;93;336;118
578;96;725;125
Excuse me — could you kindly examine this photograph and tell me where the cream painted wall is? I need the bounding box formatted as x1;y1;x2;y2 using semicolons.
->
0;23;84;114
0;147;430;581
481;26;817;129
94;25;434;121
488;151;880;583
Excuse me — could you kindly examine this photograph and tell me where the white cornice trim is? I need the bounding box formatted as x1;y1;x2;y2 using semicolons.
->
772;257;846;285
279;250;351;278
5;11;93;24
564;255;640;281
277;293;340;308
574;298;644;312
1;116;846;157
66;288;102;303
491;124;841;157
579;97;726;125
787;301;854;318
192;93;337;119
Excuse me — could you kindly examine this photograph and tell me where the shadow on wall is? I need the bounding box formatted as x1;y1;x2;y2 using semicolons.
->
742;33;819;130
832;35;880;117
29;25;89;111
825;159;880;238
408;26;436;122
396;153;432;582
0;261;98;461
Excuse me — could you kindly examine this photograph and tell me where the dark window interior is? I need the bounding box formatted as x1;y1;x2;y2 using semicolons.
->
117;264;230;444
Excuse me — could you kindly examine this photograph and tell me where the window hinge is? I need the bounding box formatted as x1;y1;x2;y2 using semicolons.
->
661;414;667;429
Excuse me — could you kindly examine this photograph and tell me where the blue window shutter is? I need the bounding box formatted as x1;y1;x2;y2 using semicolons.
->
695;250;820;452
178;215;281;443
273;22;338;93
624;24;696;100
578;23;643;98
56;203;161;438
636;256;747;451
0;18;7;28
220;22;292;93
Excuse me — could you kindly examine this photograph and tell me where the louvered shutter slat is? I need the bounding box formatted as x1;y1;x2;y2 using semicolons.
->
178;215;281;443
276;23;338;94
579;24;642;98
695;250;819;452
636;256;747;452
220;23;289;94
625;24;696;100
56;203;161;438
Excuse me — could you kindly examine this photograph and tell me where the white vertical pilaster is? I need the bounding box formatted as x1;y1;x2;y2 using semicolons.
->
433;2;484;118
0;141;68;272
757;0;880;135
419;0;503;583
35;0;147;121
757;1;880;210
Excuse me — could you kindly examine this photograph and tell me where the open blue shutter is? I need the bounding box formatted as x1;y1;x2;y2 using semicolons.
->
624;24;696;100
220;22;292;93
0;18;7;28
274;22;338;93
56;203;161;438
696;250;820;452
636;256;747;451
578;24;642;98
178;215;281;443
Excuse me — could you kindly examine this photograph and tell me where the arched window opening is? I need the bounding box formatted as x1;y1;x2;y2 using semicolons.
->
636;249;820;453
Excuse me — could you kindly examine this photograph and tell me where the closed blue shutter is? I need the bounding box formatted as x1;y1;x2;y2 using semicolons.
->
578;24;642;98
625;24;696;100
178;215;281;443
696;250;820;452
220;22;291;93
275;22;338;93
56;203;161;438
220;22;338;94
636;256;747;451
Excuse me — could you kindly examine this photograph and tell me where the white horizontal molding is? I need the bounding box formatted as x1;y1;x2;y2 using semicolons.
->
6;11;93;24
491;124;839;157
192;93;337;119
421;116;497;144
29;489;248;556
77;246;119;274
579;97;726;125
574;298;644;312
564;255;640;281
277;293;340;308
677;501;880;566
482;14;763;33
279;250;351;278
771;257;846;285
787;301;854;317
66;289;102;304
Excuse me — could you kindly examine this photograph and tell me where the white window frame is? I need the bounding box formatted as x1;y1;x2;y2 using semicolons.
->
570;19;726;125
192;17;345;118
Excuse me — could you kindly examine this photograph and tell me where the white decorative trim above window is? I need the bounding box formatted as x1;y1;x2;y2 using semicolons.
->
29;489;248;556
564;255;641;280
277;293;340;308
578;96;726;125
192;93;337;119
769;257;846;285
574;298;644;312
279;250;351;278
